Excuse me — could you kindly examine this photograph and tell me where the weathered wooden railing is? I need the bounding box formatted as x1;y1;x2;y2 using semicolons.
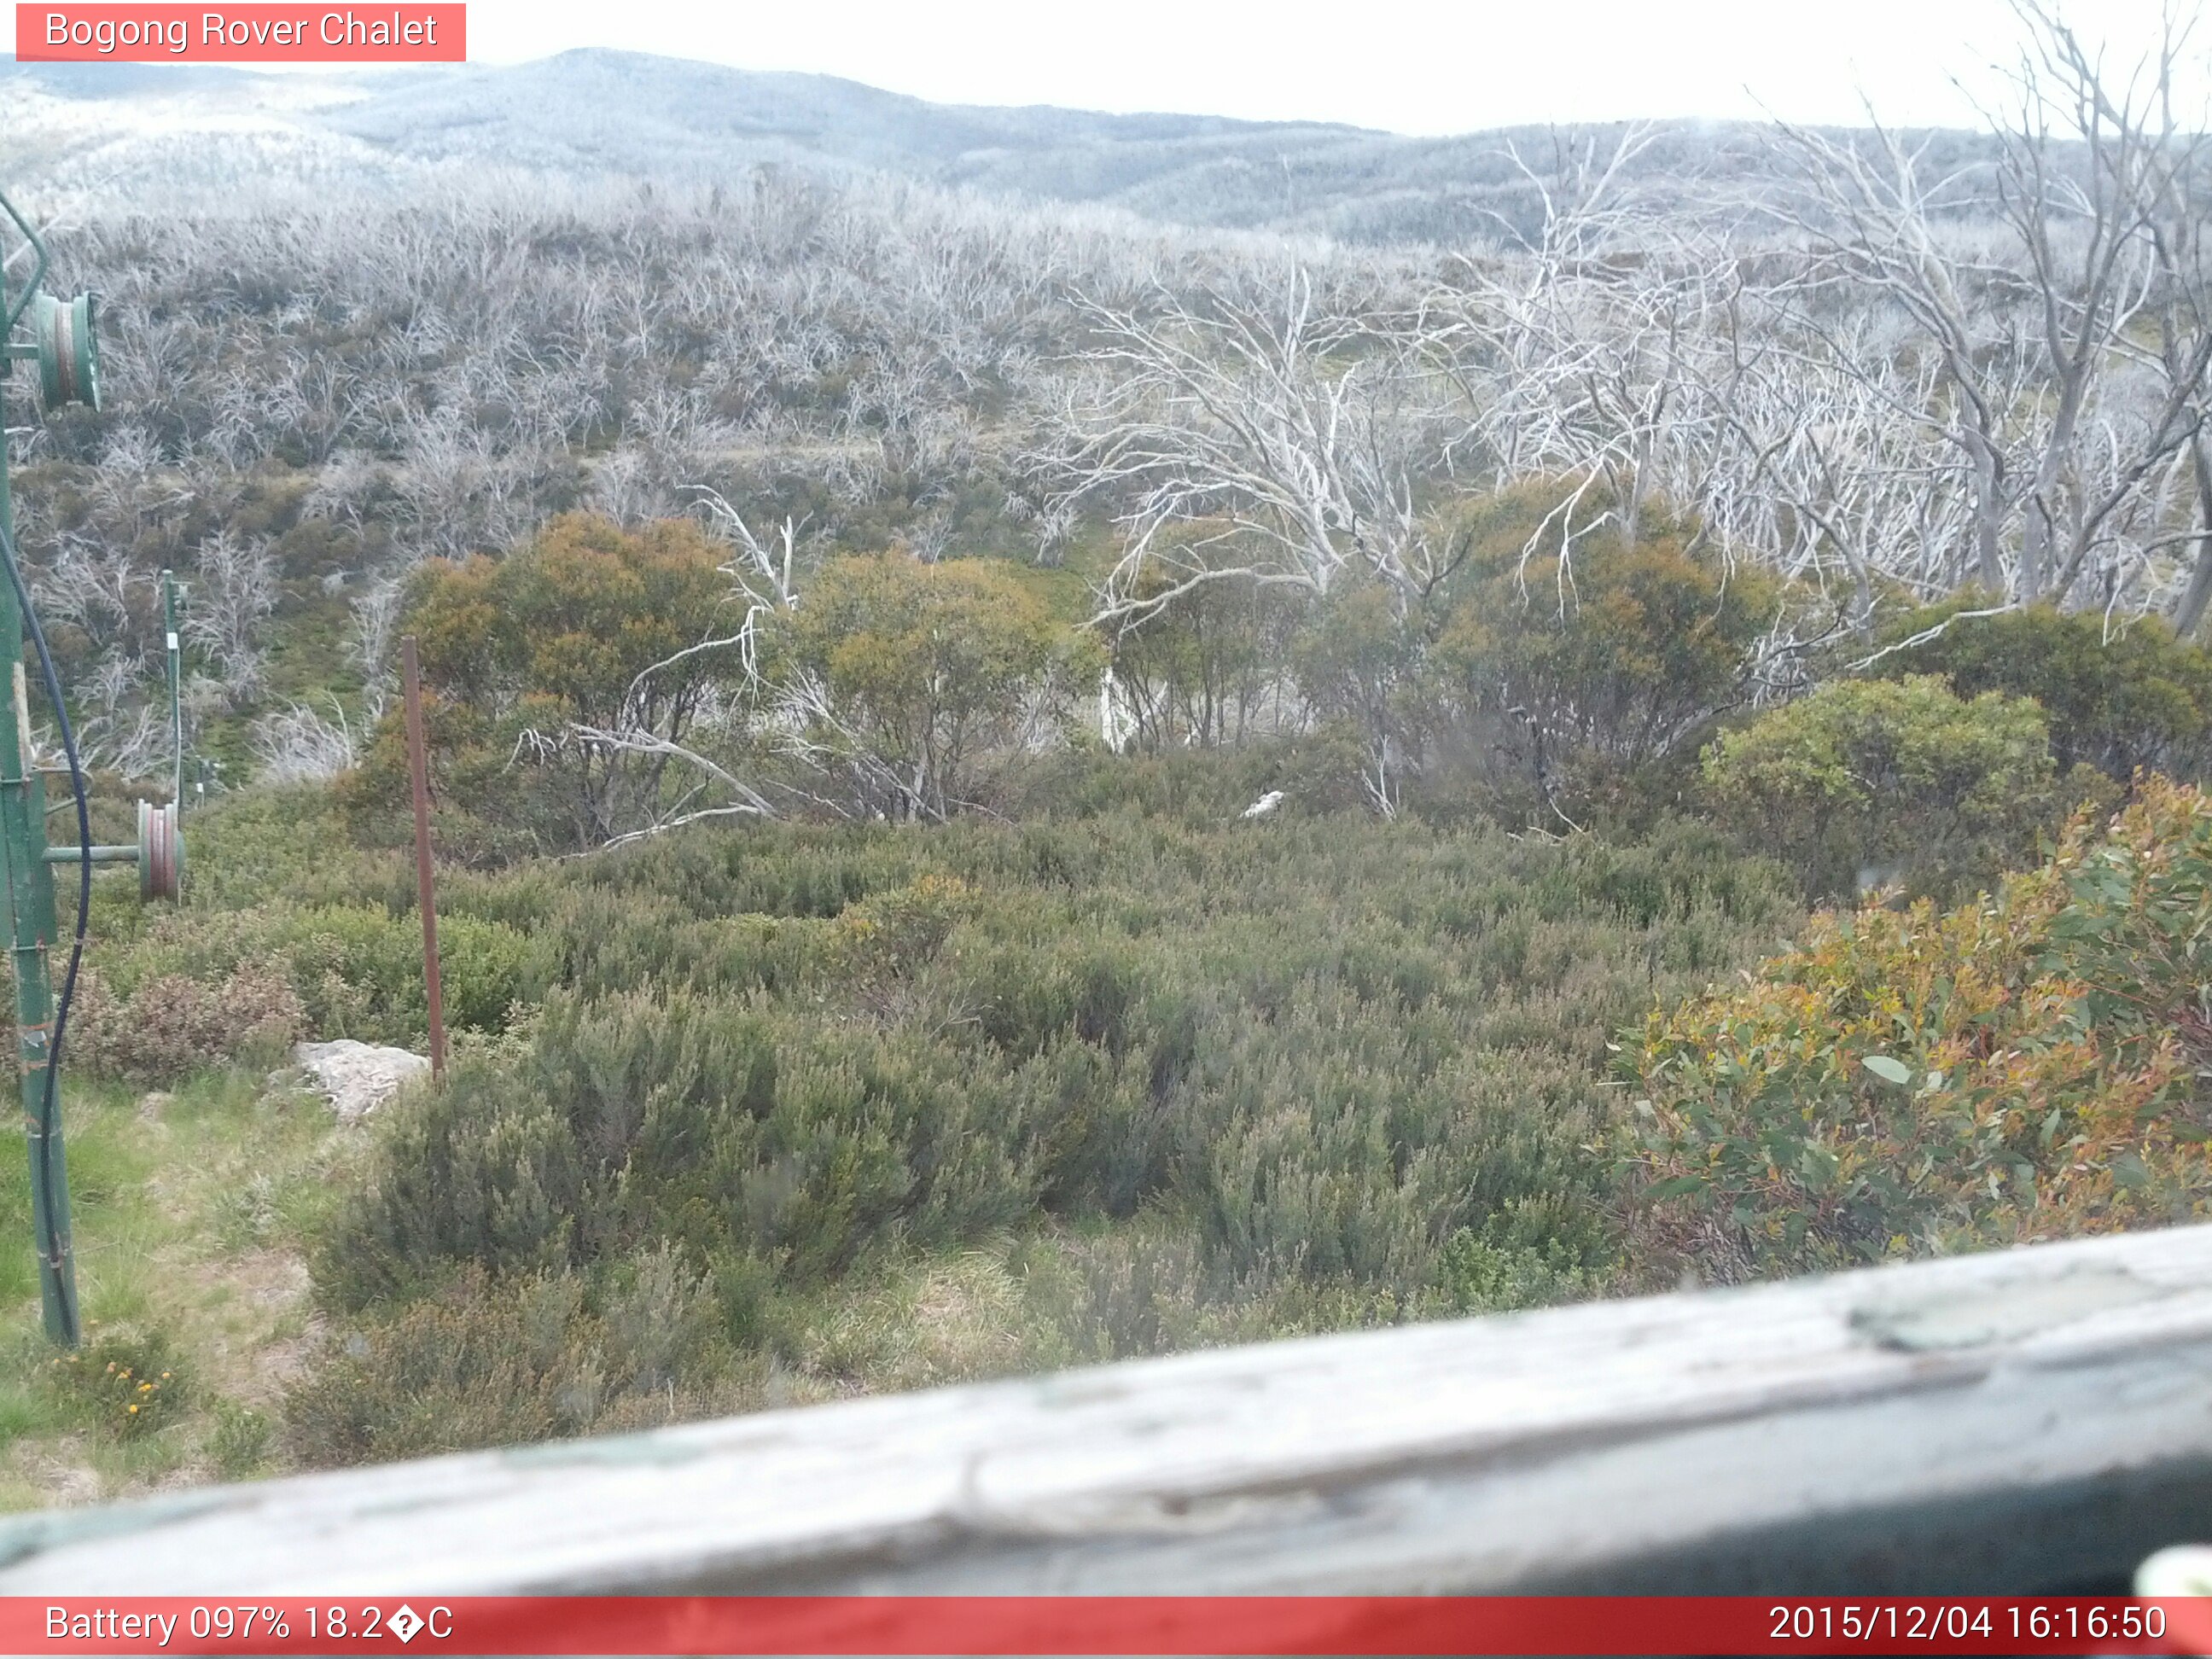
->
4;1225;2210;1594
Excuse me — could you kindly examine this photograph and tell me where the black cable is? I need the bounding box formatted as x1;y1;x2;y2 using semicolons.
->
0;519;87;1347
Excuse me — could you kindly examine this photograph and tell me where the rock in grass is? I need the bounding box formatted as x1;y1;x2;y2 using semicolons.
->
293;1040;430;1122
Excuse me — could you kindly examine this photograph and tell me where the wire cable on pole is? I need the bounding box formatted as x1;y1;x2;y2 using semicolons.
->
0;518;88;1347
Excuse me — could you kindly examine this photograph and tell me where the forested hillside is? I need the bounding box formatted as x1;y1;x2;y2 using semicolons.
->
4;5;2212;1508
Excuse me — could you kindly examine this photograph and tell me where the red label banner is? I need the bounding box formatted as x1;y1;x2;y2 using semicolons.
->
2;1597;2207;1656
15;5;464;61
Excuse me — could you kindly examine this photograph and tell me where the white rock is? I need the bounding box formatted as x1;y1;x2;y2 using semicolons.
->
293;1040;431;1122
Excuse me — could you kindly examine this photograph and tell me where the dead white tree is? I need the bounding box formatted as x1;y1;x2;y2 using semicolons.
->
250;700;358;783
73;699;170;782
1040;271;1464;631
347;574;405;721
685;488;803;684
183;529;278;707
1395;9;2211;643
1763;2;2212;620
1707;300;1984;627
1418;124;1738;582
583;490;1016;832
538;490;806;849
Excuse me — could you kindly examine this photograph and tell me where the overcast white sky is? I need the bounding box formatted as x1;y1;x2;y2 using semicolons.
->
455;0;2204;133
7;1;2206;133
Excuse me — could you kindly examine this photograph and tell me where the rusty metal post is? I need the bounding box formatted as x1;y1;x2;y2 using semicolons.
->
400;636;447;1081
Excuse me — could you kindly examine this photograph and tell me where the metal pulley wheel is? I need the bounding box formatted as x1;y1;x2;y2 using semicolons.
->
34;290;100;413
137;799;181;902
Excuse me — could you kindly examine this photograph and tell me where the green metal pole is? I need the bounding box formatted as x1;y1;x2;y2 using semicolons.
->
0;384;76;1347
162;568;181;810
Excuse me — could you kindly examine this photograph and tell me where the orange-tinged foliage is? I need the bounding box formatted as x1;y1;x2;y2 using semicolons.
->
351;513;745;856
408;512;735;730
1628;774;2212;1278
1435;525;1778;769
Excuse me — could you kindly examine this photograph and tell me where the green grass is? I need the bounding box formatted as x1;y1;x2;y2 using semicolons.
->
0;1066;364;1511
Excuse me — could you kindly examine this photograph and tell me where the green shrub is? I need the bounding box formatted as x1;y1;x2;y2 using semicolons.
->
789;552;1097;820
347;512;746;855
97;901;548;1045
170;786;406;912
1424;488;1783;823
1106;525;1307;750
1700;675;2058;899
208;1401;276;1478
1873;603;2212;782
200;750;1802;1454
1290;577;1429;806
318;987;1062;1306
313;810;1795;1332
1628;775;2212;1283
832;871;979;991
1436;1217;1604;1314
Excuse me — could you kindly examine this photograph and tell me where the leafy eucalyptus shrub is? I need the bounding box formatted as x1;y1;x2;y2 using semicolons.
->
1105;524;1309;751
1628;775;2212;1283
1290;576;1430;805
347;511;743;857
1873;602;2212;782
1700;675;2058;900
788;552;1099;821
1425;492;1781;821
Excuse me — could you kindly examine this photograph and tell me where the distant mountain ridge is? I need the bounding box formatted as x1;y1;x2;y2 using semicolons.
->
0;48;1997;242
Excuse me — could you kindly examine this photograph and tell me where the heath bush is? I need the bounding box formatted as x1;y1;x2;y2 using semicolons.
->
68;958;304;1086
98;901;548;1045
313;810;1796;1337
284;1254;730;1467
